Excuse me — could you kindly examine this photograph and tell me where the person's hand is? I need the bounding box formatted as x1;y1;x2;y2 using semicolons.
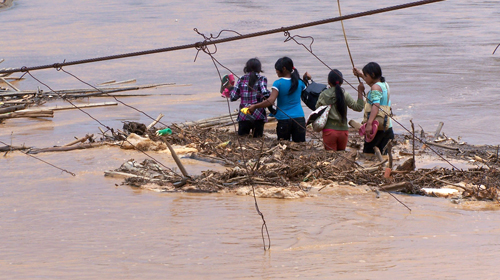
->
303;72;312;81
247;105;256;114
358;82;365;93
221;88;231;98
353;67;362;78
365;122;373;138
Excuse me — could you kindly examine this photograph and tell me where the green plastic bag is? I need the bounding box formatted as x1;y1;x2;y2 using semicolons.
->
156;128;172;136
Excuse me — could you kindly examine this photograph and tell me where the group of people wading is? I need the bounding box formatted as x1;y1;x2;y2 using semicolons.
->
221;57;393;154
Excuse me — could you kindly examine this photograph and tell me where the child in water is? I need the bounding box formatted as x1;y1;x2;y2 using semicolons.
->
353;62;394;154
248;57;307;142
226;58;270;138
307;69;364;151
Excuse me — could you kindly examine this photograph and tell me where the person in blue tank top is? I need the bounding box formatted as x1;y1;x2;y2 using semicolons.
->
353;62;394;154
248;57;307;142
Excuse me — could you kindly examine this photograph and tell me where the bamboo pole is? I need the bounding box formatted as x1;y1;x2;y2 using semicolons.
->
0;77;20;91
0;110;53;119
28;142;107;154
0;104;26;114
432;121;444;141
0;90;37;97
17;102;117;113
146;114;164;130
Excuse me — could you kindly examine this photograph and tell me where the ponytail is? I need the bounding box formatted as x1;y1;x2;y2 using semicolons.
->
328;69;346;123
244;58;263;91
289;67;300;95
248;72;258;90
334;83;347;123
275;56;302;95
380;76;386;83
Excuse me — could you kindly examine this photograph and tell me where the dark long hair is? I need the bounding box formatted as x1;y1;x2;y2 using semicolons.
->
328;69;347;123
274;57;301;95
362;62;385;83
243;58;263;90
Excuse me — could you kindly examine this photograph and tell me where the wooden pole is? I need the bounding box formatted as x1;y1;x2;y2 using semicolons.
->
17;102;118;113
63;134;94;147
373;147;384;163
0;110;53;119
0;104;26;114
0;77;20;91
146;114;164;130
432;121;444;141
165;141;189;178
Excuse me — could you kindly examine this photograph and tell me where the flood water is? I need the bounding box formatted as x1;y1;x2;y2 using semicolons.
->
1;0;500;278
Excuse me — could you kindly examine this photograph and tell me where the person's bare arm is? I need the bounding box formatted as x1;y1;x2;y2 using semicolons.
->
248;88;278;112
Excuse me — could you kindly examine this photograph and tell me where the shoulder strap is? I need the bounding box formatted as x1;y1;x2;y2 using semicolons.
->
385;82;390;103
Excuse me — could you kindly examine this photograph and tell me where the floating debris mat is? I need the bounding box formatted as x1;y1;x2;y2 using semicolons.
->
107;120;500;202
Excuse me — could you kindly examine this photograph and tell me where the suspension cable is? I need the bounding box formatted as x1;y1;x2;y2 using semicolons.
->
0;0;445;75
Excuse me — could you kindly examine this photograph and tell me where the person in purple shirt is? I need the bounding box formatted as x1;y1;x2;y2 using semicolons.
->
228;58;271;138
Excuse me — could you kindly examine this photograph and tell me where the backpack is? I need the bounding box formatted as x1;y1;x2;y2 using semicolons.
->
301;79;327;111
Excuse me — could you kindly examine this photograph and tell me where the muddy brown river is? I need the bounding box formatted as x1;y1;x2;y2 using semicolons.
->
1;0;500;278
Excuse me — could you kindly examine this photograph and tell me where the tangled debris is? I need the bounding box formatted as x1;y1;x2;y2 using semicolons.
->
105;118;500;203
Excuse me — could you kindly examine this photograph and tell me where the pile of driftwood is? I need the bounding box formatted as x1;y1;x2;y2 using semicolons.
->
0;61;187;122
104;114;498;202
1;107;498;202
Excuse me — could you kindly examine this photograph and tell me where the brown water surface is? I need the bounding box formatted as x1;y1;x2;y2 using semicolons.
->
1;0;500;278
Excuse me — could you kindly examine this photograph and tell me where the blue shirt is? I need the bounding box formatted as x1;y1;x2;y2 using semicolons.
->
272;78;306;120
367;82;390;106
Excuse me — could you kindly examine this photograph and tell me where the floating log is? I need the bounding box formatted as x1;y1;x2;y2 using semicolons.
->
179;112;239;127
64;83;176;98
379;182;409;192
17;102;118;113
104;170;162;182
424;141;460;151
28;142;107;154
0;90;37;97
0;145;28;152
0;110;53;119
0;104;26;114
185;153;234;166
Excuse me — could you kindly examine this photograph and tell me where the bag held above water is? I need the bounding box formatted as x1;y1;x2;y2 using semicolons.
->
301;79;327;111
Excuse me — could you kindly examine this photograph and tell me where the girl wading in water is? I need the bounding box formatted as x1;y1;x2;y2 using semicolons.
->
306;69;364;151
225;58;271;138
353;62;394;154
248;57;307;142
